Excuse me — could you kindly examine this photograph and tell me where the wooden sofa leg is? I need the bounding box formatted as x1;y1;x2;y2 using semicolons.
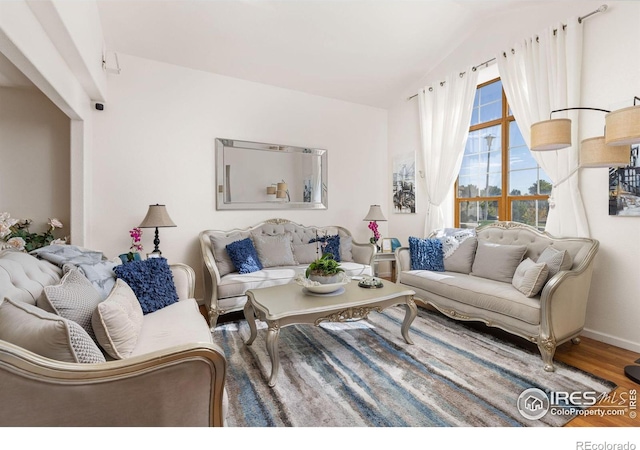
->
538;337;556;372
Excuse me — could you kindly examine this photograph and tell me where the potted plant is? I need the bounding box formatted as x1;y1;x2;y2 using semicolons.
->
305;252;344;284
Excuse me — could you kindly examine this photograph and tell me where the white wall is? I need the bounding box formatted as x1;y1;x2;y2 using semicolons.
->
90;54;388;299
387;1;640;351
0;87;70;235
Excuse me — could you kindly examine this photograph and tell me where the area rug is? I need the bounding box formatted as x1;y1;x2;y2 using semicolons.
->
212;306;616;427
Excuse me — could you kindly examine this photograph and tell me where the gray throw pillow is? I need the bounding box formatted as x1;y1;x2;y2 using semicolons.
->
0;297;106;364
39;269;102;342
293;242;321;265
512;258;549;297
537;246;573;281
443;237;477;274
471;242;527;283
340;236;354;262
209;232;250;277
252;233;297;268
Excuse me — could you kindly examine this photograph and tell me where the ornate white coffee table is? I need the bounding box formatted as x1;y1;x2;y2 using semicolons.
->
244;281;417;387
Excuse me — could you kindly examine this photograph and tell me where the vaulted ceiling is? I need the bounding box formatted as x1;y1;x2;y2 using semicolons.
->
96;0;564;108
1;1;599;108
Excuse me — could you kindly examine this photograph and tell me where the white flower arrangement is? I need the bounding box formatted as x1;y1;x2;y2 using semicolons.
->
0;212;67;252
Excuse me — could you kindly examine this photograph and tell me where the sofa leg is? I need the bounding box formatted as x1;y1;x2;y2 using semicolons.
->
571;337;581;345
538;337;557;372
209;310;220;330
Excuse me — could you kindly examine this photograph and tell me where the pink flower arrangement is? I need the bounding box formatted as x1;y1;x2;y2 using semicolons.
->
368;221;380;244
129;227;143;253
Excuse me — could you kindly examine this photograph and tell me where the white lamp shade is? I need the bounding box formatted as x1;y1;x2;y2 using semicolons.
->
139;204;176;228
605;105;640;146
363;205;387;222
530;118;572;151
580;137;630;168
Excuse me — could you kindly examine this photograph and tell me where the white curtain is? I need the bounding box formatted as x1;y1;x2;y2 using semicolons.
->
418;67;478;235
497;18;589;237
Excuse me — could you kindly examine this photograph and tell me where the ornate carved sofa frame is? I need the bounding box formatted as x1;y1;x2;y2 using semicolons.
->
199;218;375;328
395;222;599;372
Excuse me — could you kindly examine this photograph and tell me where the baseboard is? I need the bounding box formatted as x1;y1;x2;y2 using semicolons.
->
581;327;640;354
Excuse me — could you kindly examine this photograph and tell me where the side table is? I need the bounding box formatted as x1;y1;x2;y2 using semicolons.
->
373;252;397;281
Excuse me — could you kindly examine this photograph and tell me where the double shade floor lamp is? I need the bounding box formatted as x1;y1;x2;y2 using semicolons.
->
530;97;640;384
139;204;176;256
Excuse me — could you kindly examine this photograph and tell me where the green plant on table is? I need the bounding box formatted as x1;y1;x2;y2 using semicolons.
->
305;252;345;278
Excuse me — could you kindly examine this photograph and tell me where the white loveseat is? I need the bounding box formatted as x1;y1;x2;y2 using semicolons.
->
199;218;375;328
0;249;226;427
395;222;599;372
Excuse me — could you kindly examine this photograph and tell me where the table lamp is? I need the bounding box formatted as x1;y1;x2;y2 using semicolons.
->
139;204;176;255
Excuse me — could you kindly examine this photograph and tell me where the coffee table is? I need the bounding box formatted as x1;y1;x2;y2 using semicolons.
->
244;281;417;387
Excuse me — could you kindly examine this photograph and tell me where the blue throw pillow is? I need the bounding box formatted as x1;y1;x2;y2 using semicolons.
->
226;238;263;274
114;257;179;314
309;234;341;261
409;237;445;272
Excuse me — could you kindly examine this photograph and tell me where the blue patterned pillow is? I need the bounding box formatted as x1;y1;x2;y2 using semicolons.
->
309;234;341;261
409;237;445;272
114;257;179;314
226;238;263;274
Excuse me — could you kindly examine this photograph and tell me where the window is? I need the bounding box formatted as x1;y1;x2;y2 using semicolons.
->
455;78;551;229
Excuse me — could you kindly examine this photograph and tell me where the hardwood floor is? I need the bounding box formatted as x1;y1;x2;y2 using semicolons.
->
555;337;640;427
203;304;640;427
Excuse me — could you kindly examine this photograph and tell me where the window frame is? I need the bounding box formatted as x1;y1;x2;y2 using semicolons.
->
454;77;549;227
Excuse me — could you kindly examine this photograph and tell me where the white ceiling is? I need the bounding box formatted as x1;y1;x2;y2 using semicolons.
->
96;0;559;108
0;0;592;108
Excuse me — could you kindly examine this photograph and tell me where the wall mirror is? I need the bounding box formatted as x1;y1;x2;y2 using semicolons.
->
215;138;328;210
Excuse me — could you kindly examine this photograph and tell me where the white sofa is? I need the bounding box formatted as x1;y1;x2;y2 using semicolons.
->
395;222;599;372
199;218;375;328
0;249;226;427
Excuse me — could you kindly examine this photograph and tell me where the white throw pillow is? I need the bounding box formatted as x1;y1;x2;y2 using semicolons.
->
39;269;102;342
252;233;296;268
91;279;144;359
0;297;106;364
512;258;549;297
537;246;573;281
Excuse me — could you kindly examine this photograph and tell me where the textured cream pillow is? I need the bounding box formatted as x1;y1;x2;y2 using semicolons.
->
471;242;527;283
91;279;143;359
0;297;105;364
537;246;573;280
252;233;296;267
39;269;102;342
512;258;549;297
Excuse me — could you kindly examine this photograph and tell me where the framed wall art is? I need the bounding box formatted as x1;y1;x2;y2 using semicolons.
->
609;144;640;216
392;153;416;214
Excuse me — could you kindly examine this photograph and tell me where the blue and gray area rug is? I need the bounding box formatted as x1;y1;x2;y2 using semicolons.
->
213;306;615;427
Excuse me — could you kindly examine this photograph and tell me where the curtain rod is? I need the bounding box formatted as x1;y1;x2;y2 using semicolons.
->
406;4;608;101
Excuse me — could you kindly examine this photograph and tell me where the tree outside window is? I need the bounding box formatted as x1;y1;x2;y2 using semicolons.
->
455;78;550;229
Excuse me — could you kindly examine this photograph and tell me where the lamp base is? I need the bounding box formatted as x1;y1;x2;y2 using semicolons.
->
624;365;640;385
153;227;161;254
